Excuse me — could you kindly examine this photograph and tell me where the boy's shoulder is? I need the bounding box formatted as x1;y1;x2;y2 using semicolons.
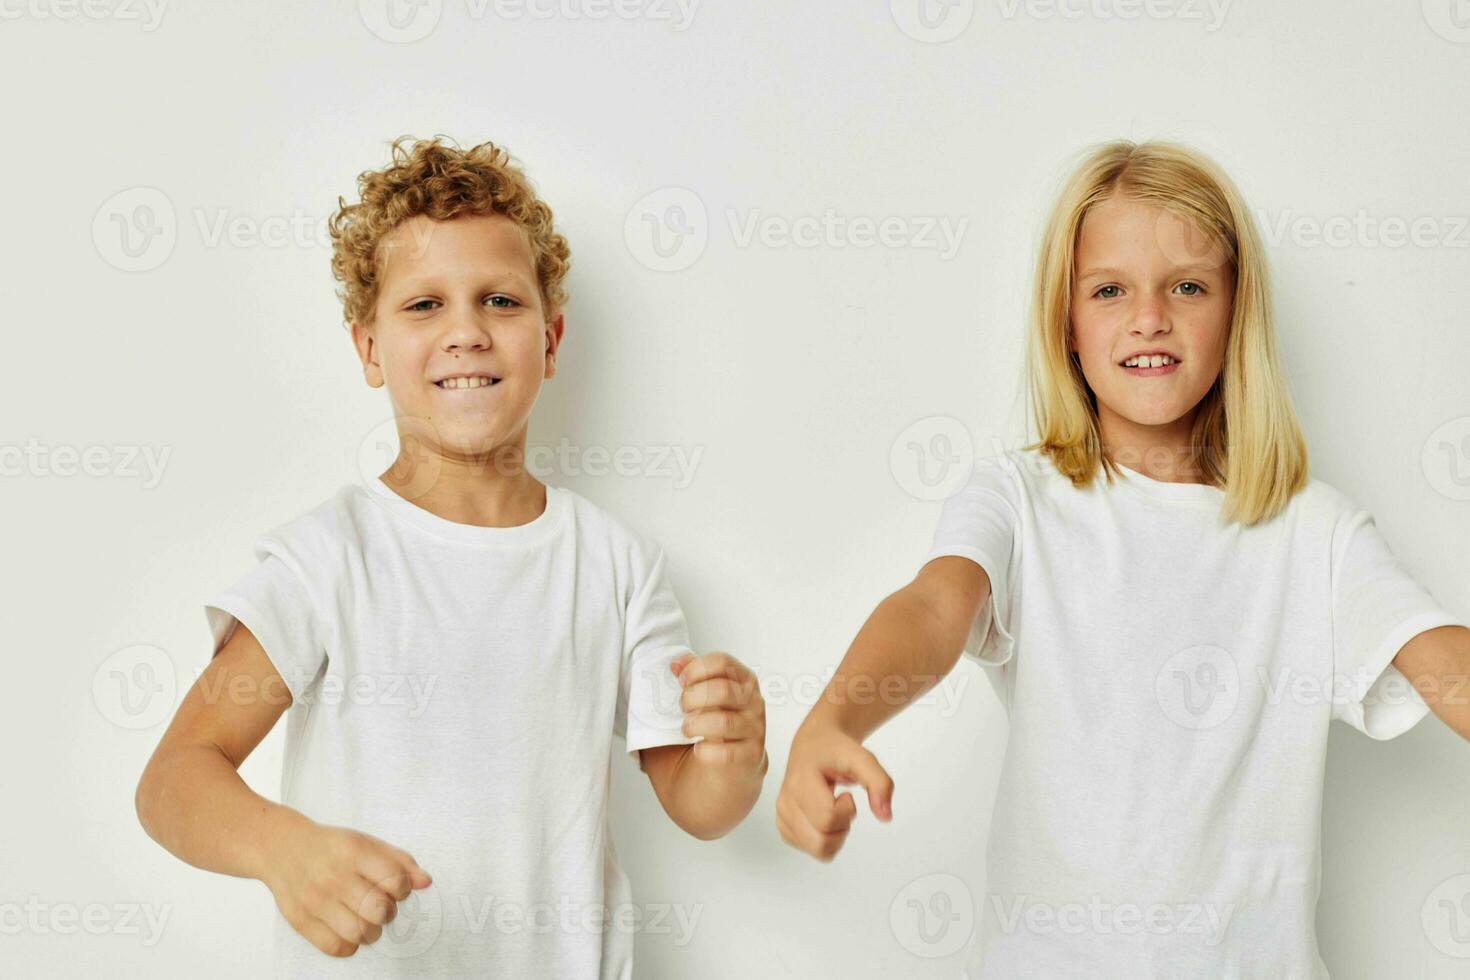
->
247;482;370;565
555;484;668;570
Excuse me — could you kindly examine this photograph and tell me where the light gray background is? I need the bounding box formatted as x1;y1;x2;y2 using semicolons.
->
3;1;1469;977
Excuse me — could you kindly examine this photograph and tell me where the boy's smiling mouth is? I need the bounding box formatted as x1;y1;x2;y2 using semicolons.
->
433;373;502;390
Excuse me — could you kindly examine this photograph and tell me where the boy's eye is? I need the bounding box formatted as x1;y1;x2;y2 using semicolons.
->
485;294;519;308
406;299;438;312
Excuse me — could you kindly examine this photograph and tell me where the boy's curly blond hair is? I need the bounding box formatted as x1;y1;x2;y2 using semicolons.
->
328;135;570;326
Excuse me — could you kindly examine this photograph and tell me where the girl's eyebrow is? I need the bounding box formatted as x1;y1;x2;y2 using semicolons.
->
1077;263;1221;282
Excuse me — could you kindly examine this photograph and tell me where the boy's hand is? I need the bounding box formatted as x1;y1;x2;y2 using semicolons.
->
776;719;893;862
261;815;432;958
672;652;766;773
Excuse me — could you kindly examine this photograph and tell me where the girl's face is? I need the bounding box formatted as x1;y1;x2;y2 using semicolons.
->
351;213;561;467
1069;192;1233;466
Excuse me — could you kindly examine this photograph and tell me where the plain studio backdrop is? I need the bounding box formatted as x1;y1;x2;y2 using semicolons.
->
2;2;1468;977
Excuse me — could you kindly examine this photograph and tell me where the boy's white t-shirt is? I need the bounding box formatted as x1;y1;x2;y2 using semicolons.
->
924;447;1463;980
203;477;698;979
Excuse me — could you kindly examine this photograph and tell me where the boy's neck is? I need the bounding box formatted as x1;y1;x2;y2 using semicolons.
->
378;452;548;529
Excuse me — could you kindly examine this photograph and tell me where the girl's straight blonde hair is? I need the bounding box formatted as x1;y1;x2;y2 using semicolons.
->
1022;139;1309;527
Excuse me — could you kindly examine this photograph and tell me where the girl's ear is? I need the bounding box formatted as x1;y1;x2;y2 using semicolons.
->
350;320;385;388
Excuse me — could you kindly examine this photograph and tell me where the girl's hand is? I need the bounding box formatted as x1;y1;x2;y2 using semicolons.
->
776;719;894;862
672;652;767;774
260;815;432;958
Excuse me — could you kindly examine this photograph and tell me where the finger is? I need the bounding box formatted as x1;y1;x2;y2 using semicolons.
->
294;911;359;958
782;792;852;861
824;746;895;821
374;840;432;887
680;677;761;713
668;653;696;678
682;708;759;741
692;738;764;767
345;875;398;927
676;652;750;689
357;850;428;900
341;900;384;946
318;899;371;950
794;771;858;835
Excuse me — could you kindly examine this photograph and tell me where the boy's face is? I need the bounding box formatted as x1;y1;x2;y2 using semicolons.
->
351;213;563;468
1068;192;1233;456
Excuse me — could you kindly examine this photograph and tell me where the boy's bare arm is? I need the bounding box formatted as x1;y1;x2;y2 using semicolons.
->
134;621;300;879
775;556;990;861
135;622;431;959
640;653;768;841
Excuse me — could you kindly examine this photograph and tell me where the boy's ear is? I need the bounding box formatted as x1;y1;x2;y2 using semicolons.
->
543;312;565;380
350;320;385;388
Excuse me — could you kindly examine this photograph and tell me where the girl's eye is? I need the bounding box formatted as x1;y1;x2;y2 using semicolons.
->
1177;281;1205;296
1095;285;1121;299
485;295;519;308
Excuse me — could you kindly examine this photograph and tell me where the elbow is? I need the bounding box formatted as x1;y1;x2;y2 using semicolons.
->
133;750;170;842
133;770;154;840
681;819;734;842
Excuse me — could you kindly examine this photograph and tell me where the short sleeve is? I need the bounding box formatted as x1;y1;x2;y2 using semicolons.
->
204;550;328;705
921;454;1022;667
1329;509;1462;740
616;547;700;757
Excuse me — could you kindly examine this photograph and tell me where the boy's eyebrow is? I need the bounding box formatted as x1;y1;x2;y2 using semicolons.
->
388;272;536;295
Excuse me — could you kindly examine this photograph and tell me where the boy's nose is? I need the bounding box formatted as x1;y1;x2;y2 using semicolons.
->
442;312;492;351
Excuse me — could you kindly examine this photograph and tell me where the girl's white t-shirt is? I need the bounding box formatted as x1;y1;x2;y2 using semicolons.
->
924;447;1462;980
203;477;697;979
